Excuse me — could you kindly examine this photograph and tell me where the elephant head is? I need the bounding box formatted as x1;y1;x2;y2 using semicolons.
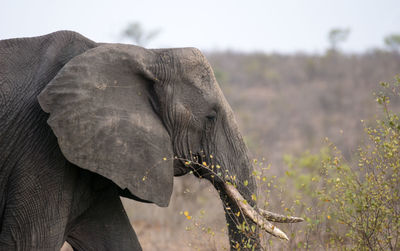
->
38;44;302;249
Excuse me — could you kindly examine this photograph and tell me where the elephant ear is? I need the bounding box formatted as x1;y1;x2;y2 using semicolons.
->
38;44;173;207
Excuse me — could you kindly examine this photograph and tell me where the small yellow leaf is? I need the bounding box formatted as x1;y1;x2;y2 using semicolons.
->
236;211;240;217
243;180;248;186
327;215;331;219
202;161;207;166
251;194;257;201
184;211;189;217
216;165;221;169
163;157;167;161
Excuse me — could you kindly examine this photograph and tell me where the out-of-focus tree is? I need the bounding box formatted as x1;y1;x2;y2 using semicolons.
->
384;33;400;52
328;28;350;52
122;22;160;47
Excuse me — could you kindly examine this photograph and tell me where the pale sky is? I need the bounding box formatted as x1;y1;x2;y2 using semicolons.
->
1;0;399;53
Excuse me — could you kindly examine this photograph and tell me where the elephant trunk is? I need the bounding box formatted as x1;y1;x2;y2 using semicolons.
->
202;97;303;249
218;187;261;250
217;180;304;250
211;141;302;249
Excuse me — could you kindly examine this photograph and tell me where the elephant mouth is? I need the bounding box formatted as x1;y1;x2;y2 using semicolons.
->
224;182;304;241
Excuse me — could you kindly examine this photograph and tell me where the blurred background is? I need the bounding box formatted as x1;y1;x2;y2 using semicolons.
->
2;0;400;250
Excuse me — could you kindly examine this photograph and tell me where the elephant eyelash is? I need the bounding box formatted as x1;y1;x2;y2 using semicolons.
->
206;114;216;121
206;108;218;122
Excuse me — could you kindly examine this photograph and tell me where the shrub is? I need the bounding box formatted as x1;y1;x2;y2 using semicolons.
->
279;75;400;250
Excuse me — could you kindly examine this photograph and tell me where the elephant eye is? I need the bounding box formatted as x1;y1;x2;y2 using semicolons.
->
206;110;217;121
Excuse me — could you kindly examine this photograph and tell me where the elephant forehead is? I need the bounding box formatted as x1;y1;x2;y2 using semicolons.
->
183;55;213;79
181;60;217;92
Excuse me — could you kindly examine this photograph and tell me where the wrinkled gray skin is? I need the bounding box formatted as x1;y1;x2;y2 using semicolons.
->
0;31;260;250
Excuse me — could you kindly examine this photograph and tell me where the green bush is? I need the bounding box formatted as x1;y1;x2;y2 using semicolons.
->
278;76;400;250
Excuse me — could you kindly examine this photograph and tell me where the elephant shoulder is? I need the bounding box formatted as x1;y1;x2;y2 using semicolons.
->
0;30;97;86
0;30;95;52
0;31;98;146
0;30;97;97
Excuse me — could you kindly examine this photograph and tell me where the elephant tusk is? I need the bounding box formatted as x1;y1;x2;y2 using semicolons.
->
224;183;289;241
258;208;304;223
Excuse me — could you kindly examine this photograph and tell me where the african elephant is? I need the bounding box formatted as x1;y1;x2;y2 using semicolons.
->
0;31;302;251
